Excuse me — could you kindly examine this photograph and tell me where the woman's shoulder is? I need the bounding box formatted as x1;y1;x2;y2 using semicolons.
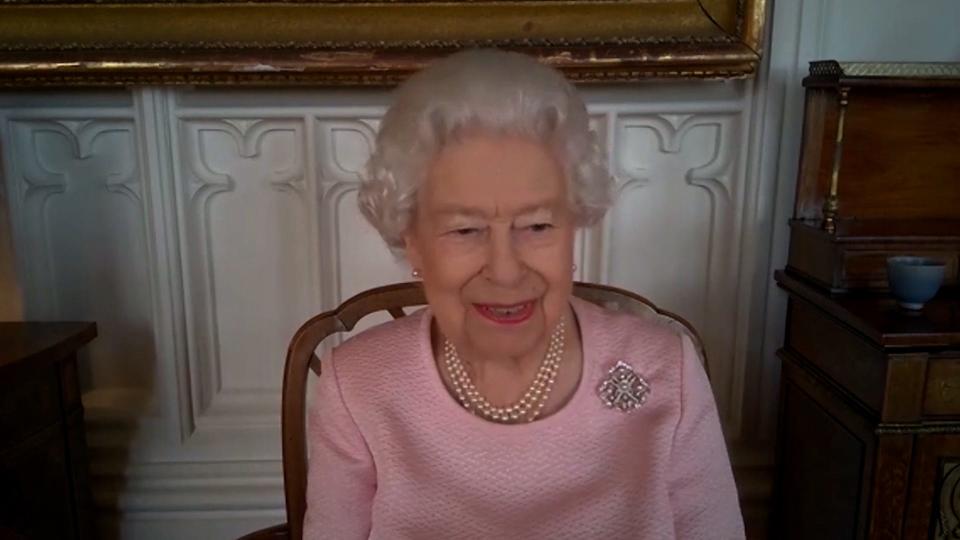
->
327;307;429;379
573;296;686;351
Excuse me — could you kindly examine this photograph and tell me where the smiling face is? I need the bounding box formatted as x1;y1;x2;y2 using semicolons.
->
404;133;576;362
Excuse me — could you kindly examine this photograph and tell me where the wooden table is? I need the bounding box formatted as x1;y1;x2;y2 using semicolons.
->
1;322;97;540
773;271;960;539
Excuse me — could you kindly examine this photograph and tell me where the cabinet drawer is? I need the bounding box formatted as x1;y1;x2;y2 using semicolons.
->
925;358;960;417
0;364;61;449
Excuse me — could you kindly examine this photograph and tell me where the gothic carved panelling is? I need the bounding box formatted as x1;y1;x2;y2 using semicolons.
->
609;111;742;424
314;118;410;338
0;82;769;537
176;117;317;429
5;117;157;396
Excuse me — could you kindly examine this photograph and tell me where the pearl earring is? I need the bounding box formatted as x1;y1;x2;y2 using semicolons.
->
412;268;422;279
572;264;578;274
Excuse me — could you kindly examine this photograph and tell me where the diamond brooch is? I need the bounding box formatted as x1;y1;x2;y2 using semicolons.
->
598;361;650;411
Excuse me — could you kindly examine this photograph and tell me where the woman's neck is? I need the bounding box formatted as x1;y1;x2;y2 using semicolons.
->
432;304;583;413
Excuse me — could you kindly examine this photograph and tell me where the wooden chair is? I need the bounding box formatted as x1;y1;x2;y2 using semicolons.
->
240;281;705;540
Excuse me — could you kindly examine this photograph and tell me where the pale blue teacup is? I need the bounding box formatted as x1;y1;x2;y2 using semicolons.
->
886;256;946;310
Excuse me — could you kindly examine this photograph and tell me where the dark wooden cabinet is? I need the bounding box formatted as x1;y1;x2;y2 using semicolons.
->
774;271;960;539
785;61;960;294
773;61;960;539
0;322;97;540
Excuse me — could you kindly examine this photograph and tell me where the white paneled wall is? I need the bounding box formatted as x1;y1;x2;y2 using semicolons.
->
1;82;770;537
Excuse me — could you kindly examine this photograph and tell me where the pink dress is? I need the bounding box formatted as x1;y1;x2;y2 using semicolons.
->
304;297;744;539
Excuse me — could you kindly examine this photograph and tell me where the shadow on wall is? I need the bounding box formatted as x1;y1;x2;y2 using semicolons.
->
0;149;23;321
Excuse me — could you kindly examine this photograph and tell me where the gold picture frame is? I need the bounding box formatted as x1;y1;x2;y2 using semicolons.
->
0;0;766;87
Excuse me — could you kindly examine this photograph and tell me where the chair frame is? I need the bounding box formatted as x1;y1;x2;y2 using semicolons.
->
246;281;703;540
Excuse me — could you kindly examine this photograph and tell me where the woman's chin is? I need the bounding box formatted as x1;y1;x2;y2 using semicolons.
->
466;323;544;359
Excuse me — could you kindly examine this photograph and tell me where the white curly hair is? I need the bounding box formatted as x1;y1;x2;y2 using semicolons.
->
358;49;613;254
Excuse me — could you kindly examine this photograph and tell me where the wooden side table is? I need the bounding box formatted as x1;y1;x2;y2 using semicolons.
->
773;271;960;539
0;322;97;540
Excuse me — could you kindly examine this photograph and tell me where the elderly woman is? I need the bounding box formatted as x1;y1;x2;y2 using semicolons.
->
303;50;743;539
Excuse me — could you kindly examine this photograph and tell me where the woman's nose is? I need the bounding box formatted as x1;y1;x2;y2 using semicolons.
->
485;229;525;286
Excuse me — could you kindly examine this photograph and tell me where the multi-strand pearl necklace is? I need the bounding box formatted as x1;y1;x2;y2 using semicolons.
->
442;317;565;424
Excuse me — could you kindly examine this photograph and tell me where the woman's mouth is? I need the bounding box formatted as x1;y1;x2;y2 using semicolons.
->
474;301;536;325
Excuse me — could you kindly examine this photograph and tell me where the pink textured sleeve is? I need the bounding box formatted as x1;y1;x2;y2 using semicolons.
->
302;350;376;540
669;334;745;539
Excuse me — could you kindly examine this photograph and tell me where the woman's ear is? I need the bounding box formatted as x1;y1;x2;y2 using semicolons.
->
403;231;424;273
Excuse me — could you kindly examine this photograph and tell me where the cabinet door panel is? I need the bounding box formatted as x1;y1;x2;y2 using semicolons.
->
905;435;960;540
776;372;868;538
0;422;76;539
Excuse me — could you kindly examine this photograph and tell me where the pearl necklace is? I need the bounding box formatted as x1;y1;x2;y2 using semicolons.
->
442;317;565;424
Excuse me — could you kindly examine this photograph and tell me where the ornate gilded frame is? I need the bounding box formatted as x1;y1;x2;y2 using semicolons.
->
0;0;766;87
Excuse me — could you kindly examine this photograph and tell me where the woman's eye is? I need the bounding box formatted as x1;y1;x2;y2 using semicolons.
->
527;223;553;233
451;227;480;236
